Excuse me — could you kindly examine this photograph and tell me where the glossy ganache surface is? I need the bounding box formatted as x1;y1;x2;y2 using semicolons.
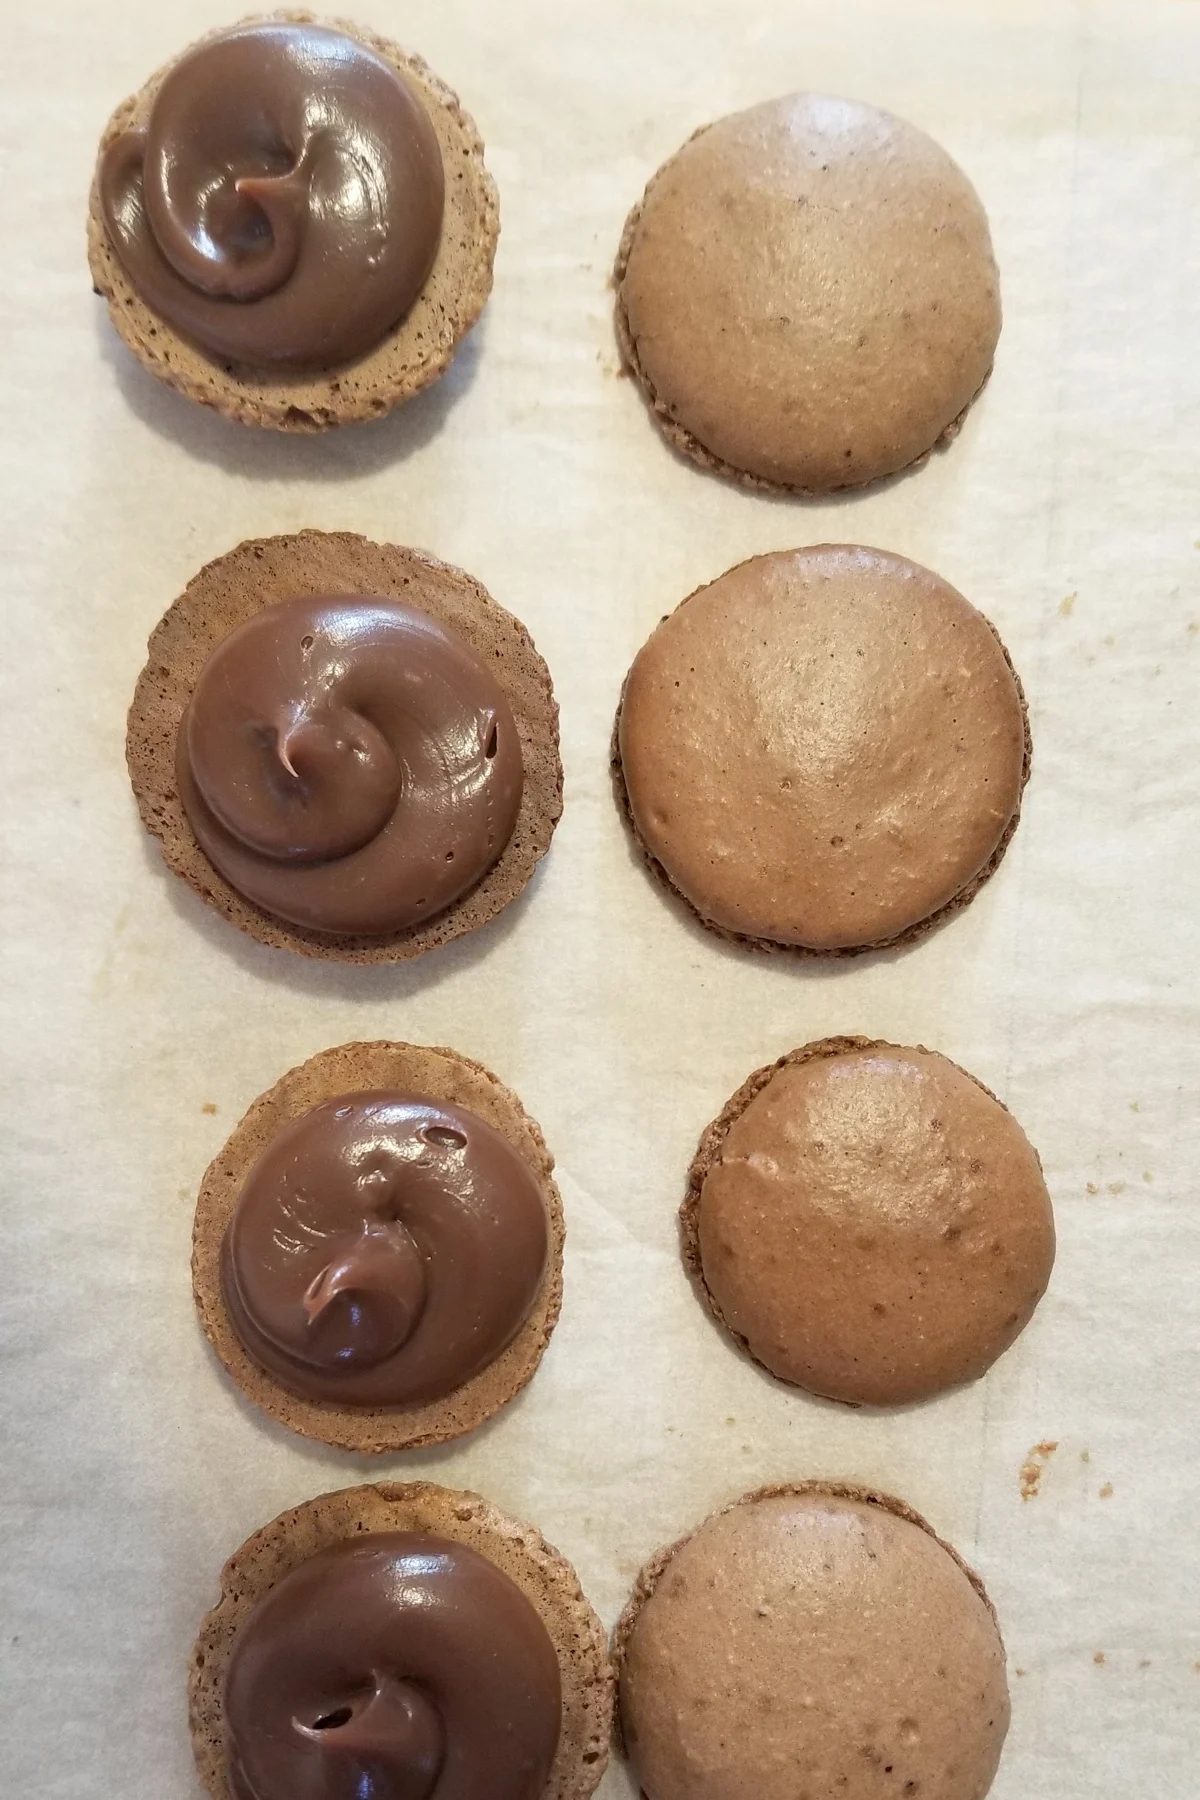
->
224;1531;562;1800
99;21;445;366
177;595;523;936
221;1091;549;1405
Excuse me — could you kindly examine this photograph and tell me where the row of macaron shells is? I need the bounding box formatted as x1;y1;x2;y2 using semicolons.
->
95;16;1031;1800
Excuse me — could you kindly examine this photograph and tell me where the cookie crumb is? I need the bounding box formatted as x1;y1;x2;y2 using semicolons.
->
201;1101;218;1115
1093;1651;1106;1666
1099;1482;1113;1499
1058;593;1076;617
1020;1441;1058;1501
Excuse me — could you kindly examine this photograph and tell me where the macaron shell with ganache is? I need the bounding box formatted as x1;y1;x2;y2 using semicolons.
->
191;1040;565;1454
126;531;562;963
190;1481;612;1800
88;11;499;429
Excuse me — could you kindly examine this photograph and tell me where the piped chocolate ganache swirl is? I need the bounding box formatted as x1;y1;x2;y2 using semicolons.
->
224;1531;562;1800
176;595;523;936
221;1091;549;1406
98;21;445;366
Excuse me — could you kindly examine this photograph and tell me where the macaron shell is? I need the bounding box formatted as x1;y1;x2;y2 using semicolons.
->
192;1040;564;1452
617;547;1029;953
685;1039;1056;1406
126;531;563;962
88;11;499;430
616;1484;1009;1800
616;93;1000;492
190;1481;612;1800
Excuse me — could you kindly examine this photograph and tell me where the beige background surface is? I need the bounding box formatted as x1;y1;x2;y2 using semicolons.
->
2;1;1198;1794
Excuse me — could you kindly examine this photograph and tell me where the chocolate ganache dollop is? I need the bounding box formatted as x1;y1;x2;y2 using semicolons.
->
98;22;445;366
224;1531;562;1800
221;1092;549;1405
176;595;523;937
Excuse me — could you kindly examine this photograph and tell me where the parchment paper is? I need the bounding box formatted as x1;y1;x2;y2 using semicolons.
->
2;1;1198;1793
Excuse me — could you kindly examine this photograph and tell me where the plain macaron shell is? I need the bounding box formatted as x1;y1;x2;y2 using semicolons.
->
616;93;1001;492
617;546;1029;953
617;1486;1010;1800
686;1040;1056;1406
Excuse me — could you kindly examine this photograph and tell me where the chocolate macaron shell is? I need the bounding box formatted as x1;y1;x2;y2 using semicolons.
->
189;1481;612;1800
615;94;1000;494
89;12;499;430
614;1482;1009;1800
126;531;562;963
192;1041;564;1453
614;546;1030;957
682;1039;1056;1407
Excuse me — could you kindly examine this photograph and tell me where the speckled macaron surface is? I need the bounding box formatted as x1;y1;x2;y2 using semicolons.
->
190;1481;612;1800
615;93;1000;492
615;1483;1009;1800
88;11;499;430
616;545;1029;954
192;1040;564;1453
683;1039;1056;1406
126;530;562;963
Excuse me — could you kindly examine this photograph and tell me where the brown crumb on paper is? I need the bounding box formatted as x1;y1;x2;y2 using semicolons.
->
1059;593;1077;617
1020;1441;1059;1501
1086;1182;1099;1195
201;1101;218;1115
1094;1652;1106;1666
1100;1482;1114;1499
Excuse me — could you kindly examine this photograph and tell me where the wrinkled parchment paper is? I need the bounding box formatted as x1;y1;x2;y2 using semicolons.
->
2;1;1198;1792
